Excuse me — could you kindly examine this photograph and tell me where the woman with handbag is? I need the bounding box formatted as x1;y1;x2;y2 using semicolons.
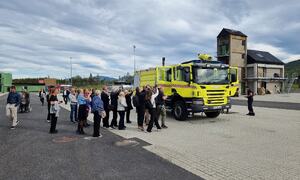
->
49;88;61;134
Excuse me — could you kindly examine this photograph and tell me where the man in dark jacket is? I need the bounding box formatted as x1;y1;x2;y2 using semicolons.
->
24;90;30;112
6;86;21;129
46;86;55;122
136;86;146;131
125;90;133;123
246;87;255;116
110;88;119;128
156;86;168;128
101;86;110;128
62;88;68;105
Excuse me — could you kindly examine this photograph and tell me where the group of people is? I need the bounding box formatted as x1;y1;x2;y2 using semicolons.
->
5;85;255;133
45;84;168;138
134;85;168;132
106;85;169;133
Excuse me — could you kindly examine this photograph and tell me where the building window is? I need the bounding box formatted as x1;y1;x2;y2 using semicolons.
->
175;67;190;82
241;68;246;79
219;45;229;56
242;54;245;59
158;68;172;82
242;40;246;46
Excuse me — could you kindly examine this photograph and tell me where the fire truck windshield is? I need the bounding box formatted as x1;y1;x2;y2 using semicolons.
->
193;67;229;85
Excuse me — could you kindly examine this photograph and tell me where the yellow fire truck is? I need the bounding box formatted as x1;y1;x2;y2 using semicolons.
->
134;55;239;120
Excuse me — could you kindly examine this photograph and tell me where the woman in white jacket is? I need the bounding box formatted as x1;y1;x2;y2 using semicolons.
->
49;88;62;134
117;91;127;130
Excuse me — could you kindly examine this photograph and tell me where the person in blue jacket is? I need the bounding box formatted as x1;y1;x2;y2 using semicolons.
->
91;90;105;137
6;86;21;129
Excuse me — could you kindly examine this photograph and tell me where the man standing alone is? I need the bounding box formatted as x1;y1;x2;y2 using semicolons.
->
63;88;69;105
6;86;21;129
246;87;255;116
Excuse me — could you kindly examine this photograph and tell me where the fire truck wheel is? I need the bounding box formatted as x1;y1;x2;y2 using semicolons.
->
173;101;188;121
205;111;221;118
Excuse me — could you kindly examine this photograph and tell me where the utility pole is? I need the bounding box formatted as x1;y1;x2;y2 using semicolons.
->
133;45;136;75
70;57;73;86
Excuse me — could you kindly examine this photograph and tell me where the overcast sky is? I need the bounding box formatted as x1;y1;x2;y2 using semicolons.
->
0;0;299;79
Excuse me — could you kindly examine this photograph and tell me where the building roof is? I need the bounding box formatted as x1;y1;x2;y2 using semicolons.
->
217;28;247;38
247;49;285;65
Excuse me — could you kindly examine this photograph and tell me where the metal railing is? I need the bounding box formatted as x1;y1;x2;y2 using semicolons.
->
284;73;298;94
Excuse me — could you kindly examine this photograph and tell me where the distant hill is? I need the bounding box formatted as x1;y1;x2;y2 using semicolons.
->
96;76;116;81
285;59;300;77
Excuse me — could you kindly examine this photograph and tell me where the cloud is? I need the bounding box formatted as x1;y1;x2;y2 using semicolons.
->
0;0;299;79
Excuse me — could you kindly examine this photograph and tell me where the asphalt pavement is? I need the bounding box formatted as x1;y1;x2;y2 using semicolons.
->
0;94;201;180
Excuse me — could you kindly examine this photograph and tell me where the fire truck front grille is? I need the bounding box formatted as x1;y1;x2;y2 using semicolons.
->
206;90;225;105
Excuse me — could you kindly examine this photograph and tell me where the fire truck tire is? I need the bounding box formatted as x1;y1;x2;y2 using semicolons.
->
173;101;188;121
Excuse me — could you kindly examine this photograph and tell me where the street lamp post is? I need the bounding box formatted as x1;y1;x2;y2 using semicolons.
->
70;57;73;86
133;45;136;75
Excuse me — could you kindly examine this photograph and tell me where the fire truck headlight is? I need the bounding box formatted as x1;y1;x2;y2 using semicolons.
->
193;99;204;105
